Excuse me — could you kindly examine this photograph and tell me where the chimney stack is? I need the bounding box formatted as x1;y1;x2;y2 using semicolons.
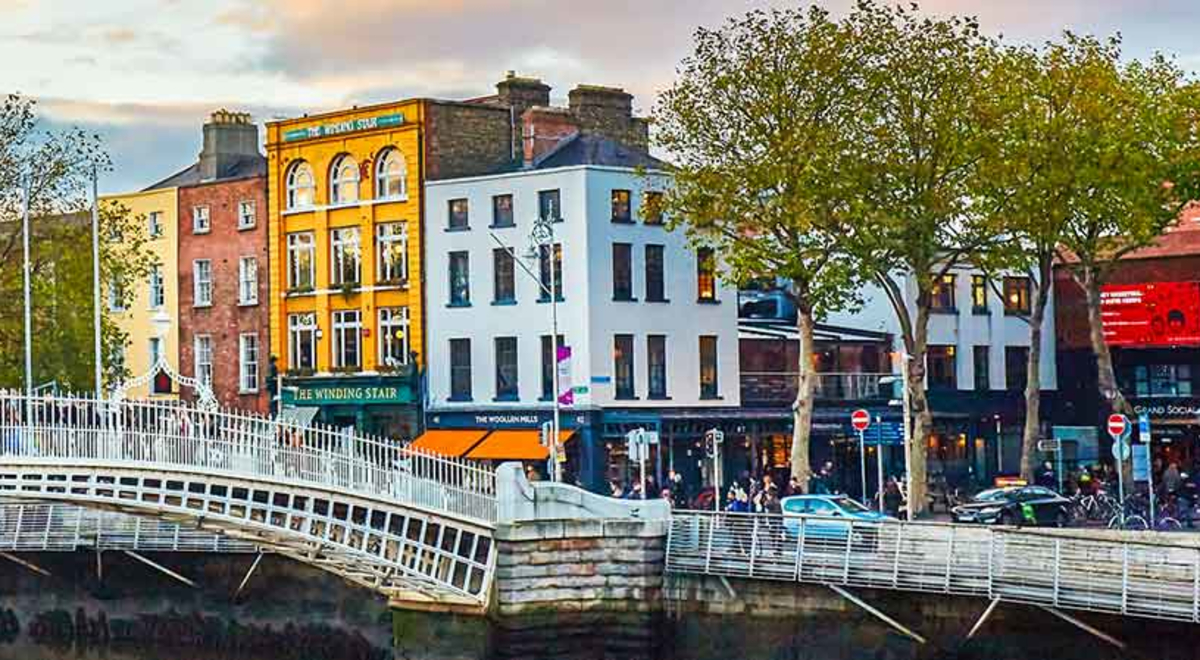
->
567;85;648;151
199;109;259;181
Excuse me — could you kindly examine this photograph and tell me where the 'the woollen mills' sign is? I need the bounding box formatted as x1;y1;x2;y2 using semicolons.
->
283;113;405;142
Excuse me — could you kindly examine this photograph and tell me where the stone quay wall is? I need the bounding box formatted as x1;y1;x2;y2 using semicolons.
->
492;518;667;616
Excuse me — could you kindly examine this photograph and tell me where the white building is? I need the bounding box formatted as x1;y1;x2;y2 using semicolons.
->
423;132;739;487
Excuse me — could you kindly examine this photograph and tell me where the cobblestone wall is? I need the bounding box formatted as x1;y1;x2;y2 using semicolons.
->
493;519;667;615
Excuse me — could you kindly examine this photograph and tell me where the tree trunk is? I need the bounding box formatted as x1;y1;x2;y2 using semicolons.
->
1019;257;1052;483
906;302;932;517
1080;264;1133;485
790;303;815;493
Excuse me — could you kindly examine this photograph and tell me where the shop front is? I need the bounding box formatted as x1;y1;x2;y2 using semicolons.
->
1131;397;1200;470
422;409;603;489
282;373;420;440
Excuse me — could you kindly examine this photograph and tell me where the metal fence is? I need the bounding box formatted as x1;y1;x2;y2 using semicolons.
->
0;391;498;524
666;511;1200;624
0;503;256;553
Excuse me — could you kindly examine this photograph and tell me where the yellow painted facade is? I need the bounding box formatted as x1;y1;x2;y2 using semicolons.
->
100;187;180;399
266;100;426;378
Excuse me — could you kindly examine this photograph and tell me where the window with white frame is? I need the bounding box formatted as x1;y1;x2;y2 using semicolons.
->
332;309;361;369
286;160;315;210
238;256;258;304
193;259;212;306
239;333;259;393
108;276;125;311
376;222;407;283
193;206;210;234
194;334;213;388
148;266;164;309
288;312;317;371
147;211;162;238
378;307;410;368
331;227;361;285
375;148;406;199
238;200;256;229
287;232;315;290
330;154;359;205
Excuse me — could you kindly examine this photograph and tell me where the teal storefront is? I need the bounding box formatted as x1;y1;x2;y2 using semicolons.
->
281;373;421;440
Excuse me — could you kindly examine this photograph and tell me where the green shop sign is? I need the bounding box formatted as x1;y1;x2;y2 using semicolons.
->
284;113;405;142
286;384;412;406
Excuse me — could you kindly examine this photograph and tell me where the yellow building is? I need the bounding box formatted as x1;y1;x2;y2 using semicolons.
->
101;186;179;399
267;101;426;437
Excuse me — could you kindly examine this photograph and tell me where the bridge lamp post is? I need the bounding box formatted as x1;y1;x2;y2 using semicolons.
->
489;212;563;483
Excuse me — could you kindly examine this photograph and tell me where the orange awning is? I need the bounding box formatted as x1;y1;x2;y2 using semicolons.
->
408;429;489;458
464;429;577;461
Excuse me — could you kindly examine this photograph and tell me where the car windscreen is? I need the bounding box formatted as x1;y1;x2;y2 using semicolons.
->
973;488;1017;502
830;496;870;513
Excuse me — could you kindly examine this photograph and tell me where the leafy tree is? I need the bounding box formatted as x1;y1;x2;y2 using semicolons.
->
653;5;868;490
837;2;1005;514
0;94;157;392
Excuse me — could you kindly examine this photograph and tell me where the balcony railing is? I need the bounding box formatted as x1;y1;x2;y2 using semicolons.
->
741;372;894;405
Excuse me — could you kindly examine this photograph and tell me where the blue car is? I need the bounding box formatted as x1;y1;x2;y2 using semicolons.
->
781;494;893;549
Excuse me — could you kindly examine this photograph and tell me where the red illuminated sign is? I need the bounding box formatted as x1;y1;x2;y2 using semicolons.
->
1100;282;1200;347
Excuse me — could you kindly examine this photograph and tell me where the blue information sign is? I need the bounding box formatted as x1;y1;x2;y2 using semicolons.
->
853;421;904;446
1132;443;1150;482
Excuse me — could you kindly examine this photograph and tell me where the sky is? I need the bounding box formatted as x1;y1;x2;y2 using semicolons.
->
7;0;1200;193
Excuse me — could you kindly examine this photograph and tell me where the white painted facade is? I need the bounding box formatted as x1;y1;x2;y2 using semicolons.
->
424;165;741;413
823;267;1057;391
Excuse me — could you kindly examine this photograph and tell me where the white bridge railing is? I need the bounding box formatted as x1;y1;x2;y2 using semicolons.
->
0;503;257;553
0;392;497;524
667;511;1200;624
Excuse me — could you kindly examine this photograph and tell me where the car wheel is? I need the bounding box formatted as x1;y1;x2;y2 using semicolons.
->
1055;510;1069;528
1000;511;1018;527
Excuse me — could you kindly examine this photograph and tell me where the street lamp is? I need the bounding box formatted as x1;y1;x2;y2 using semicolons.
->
489;212;563;483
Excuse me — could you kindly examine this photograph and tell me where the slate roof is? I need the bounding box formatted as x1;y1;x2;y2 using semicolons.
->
531;133;668;171
143;154;267;191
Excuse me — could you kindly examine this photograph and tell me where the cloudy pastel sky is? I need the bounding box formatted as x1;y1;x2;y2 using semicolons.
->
7;0;1200;193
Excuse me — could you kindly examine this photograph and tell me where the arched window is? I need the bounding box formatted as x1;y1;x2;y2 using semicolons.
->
375;148;407;200
285;160;315;210
330;154;360;205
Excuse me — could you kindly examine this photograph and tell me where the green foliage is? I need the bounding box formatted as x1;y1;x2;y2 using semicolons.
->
653;4;868;318
0;94;158;392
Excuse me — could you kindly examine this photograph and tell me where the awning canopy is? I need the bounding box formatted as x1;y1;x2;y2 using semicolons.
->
279;406;320;428
409;429;489;457
464;429;576;461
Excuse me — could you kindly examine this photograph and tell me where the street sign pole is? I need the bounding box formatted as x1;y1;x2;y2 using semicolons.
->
876;417;886;511
858;428;867;504
1140;413;1155;528
639;430;648;501
1108;414;1128;526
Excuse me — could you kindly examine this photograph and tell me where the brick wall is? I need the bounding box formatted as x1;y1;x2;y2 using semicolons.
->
424;101;515;181
178;175;270;413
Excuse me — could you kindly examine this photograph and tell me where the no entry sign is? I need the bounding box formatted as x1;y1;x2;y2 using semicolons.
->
1107;414;1129;440
851;409;871;432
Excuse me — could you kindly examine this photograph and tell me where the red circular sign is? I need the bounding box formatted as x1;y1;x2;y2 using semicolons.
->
1107;414;1128;438
851;409;871;432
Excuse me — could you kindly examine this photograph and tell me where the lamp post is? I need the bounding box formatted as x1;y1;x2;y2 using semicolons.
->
489;212;563;483
90;165;103;399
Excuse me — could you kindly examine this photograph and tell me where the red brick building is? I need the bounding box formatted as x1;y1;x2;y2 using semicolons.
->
161;111;269;412
1054;209;1200;467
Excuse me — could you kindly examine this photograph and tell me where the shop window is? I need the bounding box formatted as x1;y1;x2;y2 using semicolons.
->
1004;277;1031;315
930;274;955;312
1133;365;1194;397
494;337;518;400
927;345;956;390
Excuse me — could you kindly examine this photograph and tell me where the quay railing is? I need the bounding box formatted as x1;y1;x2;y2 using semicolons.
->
0;391;498;524
0;502;256;553
666;511;1200;624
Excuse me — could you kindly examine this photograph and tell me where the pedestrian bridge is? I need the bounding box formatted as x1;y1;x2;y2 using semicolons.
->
667;510;1200;627
0;392;498;609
